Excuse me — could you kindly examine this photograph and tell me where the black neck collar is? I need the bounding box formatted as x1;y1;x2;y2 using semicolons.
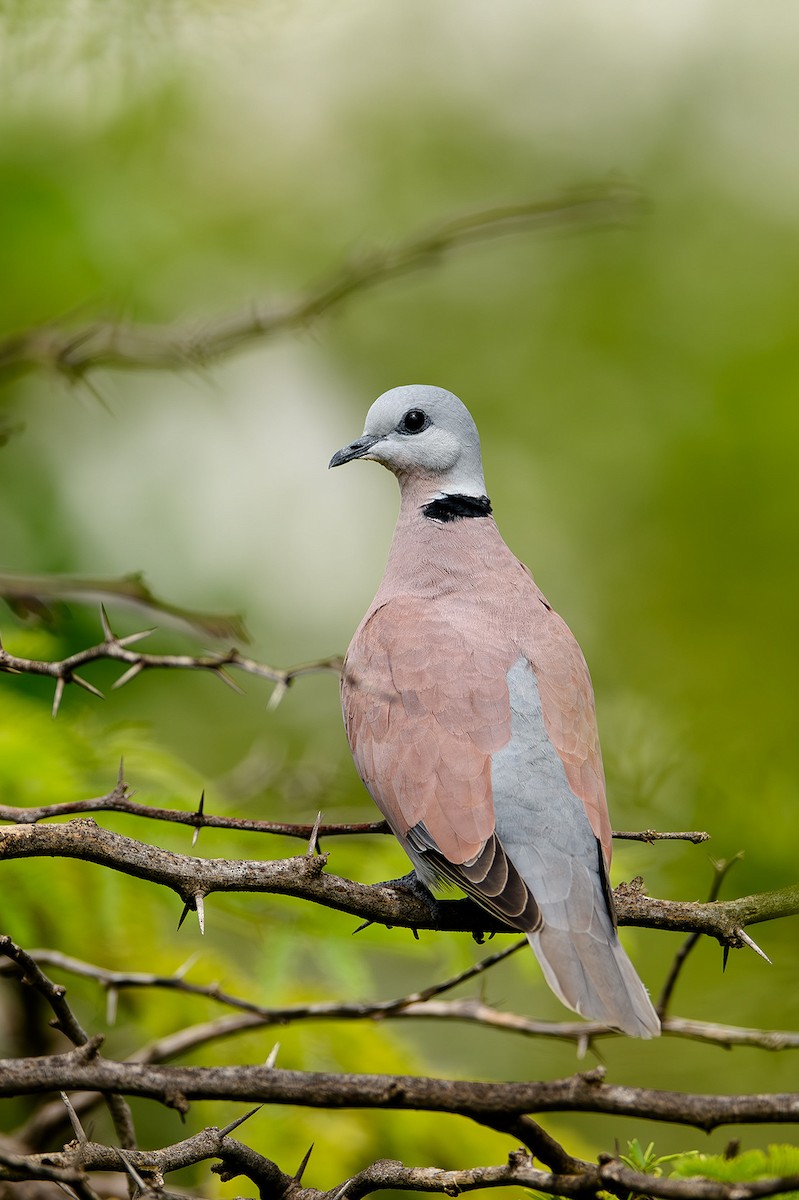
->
422;493;492;523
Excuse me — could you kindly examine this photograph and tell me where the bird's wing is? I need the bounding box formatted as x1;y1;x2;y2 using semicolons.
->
520;600;613;866
341;595;540;927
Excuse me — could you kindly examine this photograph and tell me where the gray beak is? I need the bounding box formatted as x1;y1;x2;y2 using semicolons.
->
328;433;381;469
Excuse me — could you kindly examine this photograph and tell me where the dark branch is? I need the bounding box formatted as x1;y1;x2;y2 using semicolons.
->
1;1052;799;1133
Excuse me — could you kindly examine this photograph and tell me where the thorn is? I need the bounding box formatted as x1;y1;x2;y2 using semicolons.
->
214;666;244;695
117;1147;148;1194
267;679;288;712
113;662;144;690
330;1183;351;1200
60;1092;88;1144
106;985;118;1026
306;811;323;857
99;603;115;642
737;928;772;964
71;672;104;700
722;945;730;972
192;792;205;848
410;928;419;940
117;627;155;647
352;920;373;935
195;894;205;935
265;1041;280;1068
177;900;192;930
117;757;125;788
220;1105;263;1136
52;677;65;718
293;1145;314;1185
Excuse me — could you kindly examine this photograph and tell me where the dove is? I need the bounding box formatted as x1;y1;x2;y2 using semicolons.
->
330;384;659;1037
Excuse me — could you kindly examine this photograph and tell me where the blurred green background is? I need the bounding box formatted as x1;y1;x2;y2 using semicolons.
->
1;0;798;1191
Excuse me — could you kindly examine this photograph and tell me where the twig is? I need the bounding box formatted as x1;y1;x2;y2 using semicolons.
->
12;943;796;1056
0;773;706;848
0;182;645;382
613;830;710;844
0;614;341;715
0;769;388;840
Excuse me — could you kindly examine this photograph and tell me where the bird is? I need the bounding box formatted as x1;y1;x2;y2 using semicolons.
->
329;384;660;1038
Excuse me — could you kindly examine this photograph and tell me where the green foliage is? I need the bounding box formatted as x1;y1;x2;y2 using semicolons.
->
670;1144;799;1194
1;0;799;1187
619;1137;696;1177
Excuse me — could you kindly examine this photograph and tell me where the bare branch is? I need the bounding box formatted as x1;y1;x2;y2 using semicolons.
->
613;830;710;844
4;1135;799;1200
0;819;795;945
0;182;644;383
2;1051;799;1132
0;774;388;841
0;617;341;713
0;774;704;848
0;570;248;643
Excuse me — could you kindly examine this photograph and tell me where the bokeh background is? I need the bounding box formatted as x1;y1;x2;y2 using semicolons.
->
1;0;798;1191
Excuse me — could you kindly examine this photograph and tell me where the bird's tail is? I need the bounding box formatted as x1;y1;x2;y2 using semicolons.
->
527;924;661;1038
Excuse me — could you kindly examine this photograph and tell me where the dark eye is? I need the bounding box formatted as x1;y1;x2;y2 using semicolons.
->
400;408;428;434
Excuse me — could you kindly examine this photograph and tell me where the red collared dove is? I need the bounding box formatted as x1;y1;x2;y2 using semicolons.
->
330;384;660;1038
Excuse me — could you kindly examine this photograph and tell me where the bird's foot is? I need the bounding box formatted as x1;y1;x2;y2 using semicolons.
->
371;869;440;917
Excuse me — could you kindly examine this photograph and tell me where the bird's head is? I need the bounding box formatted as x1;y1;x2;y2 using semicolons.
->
329;384;487;499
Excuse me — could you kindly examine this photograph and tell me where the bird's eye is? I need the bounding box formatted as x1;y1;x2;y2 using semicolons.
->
400;408;428;434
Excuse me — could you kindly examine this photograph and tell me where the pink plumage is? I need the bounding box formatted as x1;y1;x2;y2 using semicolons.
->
330;385;659;1037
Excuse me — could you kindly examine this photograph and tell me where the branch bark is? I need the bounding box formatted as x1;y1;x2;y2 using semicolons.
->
1;1050;798;1133
0;818;795;946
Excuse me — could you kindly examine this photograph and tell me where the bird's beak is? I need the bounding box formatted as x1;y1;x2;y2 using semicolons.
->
328;433;381;469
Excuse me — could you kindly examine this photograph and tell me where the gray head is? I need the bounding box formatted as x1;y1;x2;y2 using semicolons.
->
329;385;487;498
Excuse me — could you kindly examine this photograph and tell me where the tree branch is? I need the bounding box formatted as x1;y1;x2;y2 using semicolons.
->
0;818;794;947
0;770;388;843
0;615;341;717
1;1051;799;1132
0;571;248;643
5;1133;799;1200
9;945;798;1057
0;765;707;848
0;182;644;383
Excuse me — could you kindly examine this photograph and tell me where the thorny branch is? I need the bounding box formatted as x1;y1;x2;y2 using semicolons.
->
0;607;341;716
6;943;798;1057
0;182;644;383
2;1049;799;1131
5;1122;799;1200
0;765;389;842
0;817;793;950
0;762;707;847
5;1132;799;1200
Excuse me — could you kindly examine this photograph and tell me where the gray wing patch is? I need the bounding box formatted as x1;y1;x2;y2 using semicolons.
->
491;655;659;1038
